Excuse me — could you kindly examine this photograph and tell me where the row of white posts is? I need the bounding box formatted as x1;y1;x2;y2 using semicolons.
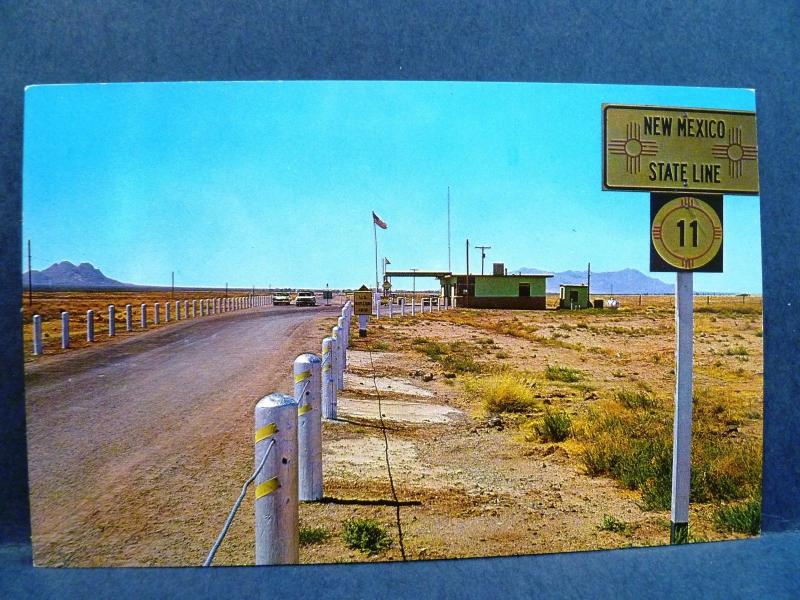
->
373;296;450;319
30;295;272;355
254;300;353;564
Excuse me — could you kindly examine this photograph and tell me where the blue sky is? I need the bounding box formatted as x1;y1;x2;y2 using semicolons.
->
23;81;760;292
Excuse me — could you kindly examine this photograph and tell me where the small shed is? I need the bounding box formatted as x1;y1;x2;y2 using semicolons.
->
559;284;590;309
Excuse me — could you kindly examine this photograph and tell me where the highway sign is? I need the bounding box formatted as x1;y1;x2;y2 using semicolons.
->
382;280;391;291
650;194;723;272
353;285;373;315
603;105;758;194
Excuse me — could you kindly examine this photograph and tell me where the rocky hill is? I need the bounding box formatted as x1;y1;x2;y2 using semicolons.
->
515;267;674;295
23;261;128;288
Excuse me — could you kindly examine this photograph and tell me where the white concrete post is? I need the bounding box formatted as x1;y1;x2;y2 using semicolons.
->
165;301;171;322
108;305;116;337
437;298;441;312
190;299;195;318
671;271;694;544
176;300;182;320
389;299;394;318
140;303;147;329
87;309;94;342
411;297;416;316
126;304;132;331
376;298;381;319
332;325;344;391
358;314;368;337
184;300;188;319
61;311;69;349
154;302;160;325
337;317;347;370
32;314;42;355
321;337;337;420
294;354;323;501
254;393;299;565
401;298;406;316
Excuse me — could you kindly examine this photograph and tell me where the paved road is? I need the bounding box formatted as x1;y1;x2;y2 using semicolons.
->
24;304;340;566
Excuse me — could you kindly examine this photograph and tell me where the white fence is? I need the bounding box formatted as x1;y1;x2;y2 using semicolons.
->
29;294;273;355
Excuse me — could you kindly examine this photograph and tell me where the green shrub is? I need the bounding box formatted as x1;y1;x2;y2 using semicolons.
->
714;498;761;535
599;515;629;534
535;410;572;442
615;389;657;410
299;526;330;546
342;518;392;554
724;345;749;356
545;364;582;383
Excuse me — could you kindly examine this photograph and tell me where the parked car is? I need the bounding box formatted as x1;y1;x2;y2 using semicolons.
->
422;297;439;306
295;290;317;306
273;292;291;305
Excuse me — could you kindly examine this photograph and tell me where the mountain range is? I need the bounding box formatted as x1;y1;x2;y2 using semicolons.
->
23;261;128;288
515;267;674;295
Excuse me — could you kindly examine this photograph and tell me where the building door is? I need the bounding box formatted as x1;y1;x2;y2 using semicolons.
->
569;290;579;306
519;283;530;297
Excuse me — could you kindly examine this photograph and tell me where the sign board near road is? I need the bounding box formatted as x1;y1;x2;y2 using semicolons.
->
650;194;723;272
353;285;373;315
603;104;759;194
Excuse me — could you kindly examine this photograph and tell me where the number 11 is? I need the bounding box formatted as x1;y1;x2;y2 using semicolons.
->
677;219;698;247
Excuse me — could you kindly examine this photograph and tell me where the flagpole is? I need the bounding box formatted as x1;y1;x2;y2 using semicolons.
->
374;219;379;293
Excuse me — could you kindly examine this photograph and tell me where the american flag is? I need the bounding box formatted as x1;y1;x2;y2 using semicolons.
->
372;211;388;230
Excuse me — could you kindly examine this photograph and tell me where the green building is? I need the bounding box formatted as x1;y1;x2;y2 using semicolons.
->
385;263;553;310
559;284;590;309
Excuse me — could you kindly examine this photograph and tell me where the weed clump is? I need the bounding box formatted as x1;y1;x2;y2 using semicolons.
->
534;410;572;442
411;337;482;374
299;526;330;546
714;498;761;535
342;518;392;554
544;364;582;383
615;389;657;410
599;514;629;534
467;373;538;415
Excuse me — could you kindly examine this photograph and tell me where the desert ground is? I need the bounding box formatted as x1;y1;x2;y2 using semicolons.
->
22;292;762;566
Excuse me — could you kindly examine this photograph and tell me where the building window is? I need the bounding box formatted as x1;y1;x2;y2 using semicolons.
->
519;283;530;297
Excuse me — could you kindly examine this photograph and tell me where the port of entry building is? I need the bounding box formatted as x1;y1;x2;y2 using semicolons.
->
386;265;553;310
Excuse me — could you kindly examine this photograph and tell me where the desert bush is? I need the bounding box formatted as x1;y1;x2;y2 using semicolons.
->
714;498;761;535
534;410;572;442
544;364;582;383
299;526;330;546
342;518;392;554
599;514;629;534
467;373;538;414
615;389;657;410
411;337;482;373
724;345;749;356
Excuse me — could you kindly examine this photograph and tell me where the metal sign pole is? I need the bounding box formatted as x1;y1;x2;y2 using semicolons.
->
671;270;693;543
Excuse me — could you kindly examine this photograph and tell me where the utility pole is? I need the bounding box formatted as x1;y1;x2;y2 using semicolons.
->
475;244;491;275
410;268;418;302
447;186;451;272
465;238;470;308
27;240;32;307
171;271;175;300
587;262;591;306
225;282;228;298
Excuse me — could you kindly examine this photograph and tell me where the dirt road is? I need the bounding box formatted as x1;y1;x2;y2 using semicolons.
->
25;304;339;566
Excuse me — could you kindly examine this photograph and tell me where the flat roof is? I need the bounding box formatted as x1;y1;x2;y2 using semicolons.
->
386;271;554;278
560;283;588;287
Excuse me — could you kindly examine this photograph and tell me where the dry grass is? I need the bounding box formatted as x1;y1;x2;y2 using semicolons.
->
465;373;540;415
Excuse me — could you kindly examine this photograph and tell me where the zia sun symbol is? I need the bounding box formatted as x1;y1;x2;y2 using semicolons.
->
607;122;659;174
712;127;758;178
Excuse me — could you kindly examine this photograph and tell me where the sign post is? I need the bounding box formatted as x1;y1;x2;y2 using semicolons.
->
353;284;373;337
602;103;757;544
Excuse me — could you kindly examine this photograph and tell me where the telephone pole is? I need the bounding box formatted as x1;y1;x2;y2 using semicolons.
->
474;244;492;275
171;271;175;300
447;186;451;272
27;240;32;306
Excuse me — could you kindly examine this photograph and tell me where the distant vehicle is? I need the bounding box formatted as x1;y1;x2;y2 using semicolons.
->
422;297;439;306
295;290;317;307
273;292;291;305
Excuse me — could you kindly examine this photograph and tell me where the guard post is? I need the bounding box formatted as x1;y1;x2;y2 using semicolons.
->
254;392;299;565
353;285;372;337
294;354;323;501
32;314;42;355
108;305;116;337
321;337;337;419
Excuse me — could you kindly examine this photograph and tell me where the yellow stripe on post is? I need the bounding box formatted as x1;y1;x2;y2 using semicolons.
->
294;370;312;383
298;403;312;416
255;477;280;499
254;422;278;443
